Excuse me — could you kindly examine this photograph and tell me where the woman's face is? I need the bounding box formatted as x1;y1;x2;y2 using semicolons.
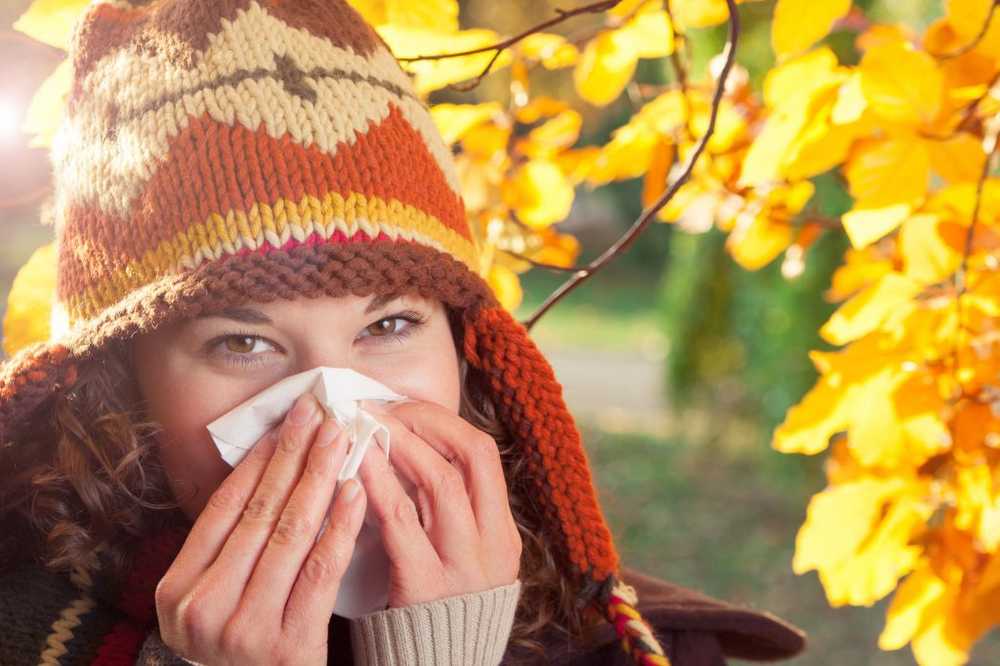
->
132;293;461;521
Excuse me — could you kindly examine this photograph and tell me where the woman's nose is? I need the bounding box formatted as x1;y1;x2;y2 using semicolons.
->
293;342;354;374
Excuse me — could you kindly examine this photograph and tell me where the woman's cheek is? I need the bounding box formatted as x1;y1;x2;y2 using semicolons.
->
153;370;271;518
360;350;460;413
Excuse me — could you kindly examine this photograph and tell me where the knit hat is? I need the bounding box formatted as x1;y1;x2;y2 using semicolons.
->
0;0;664;661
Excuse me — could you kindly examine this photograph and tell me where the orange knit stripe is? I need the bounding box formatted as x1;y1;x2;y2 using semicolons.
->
60;103;468;264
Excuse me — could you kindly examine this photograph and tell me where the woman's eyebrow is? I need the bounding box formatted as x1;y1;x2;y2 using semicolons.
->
198;307;273;324
365;293;402;314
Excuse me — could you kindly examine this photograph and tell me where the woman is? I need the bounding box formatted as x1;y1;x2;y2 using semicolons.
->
0;0;806;663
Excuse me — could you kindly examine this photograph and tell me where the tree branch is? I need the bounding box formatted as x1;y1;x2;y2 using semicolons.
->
931;0;999;60
398;0;622;63
521;0;741;331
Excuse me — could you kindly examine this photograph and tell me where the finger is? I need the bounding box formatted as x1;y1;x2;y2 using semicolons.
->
366;400;511;536
282;478;366;640
202;393;325;615
373;411;479;566
357;444;442;591
240;418;350;621
162;423;281;596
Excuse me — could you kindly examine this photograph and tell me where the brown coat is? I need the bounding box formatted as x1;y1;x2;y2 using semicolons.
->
503;567;806;665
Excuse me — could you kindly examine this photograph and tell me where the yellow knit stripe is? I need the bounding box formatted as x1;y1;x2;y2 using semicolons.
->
37;594;97;666
65;192;479;322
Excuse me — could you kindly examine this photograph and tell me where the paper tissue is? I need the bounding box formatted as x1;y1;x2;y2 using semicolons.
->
206;367;409;618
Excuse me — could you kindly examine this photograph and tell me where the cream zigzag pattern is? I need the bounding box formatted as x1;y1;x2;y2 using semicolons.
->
36;555;101;666
53;1;460;221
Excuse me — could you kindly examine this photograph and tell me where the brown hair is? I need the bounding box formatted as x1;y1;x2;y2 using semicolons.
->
0;304;593;658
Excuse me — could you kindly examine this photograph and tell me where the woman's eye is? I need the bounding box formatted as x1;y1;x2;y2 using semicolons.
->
218;335;275;355
365;318;404;337
361;312;427;342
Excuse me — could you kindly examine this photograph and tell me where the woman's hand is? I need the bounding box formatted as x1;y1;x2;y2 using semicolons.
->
358;399;522;607
155;394;366;666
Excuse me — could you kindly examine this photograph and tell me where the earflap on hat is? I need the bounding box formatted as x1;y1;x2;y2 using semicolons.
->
460;303;669;664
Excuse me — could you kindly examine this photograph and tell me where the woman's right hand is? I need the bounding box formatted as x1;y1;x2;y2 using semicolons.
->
155;393;366;666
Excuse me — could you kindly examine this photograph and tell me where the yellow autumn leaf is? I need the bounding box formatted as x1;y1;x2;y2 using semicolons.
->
900;214;962;285
774;334;901;455
946;0;996;43
954;465;1000;552
346;0;388;25
763;47;840;107
773;366;850;455
3;243;57;357
859;42;944;127
619;10;674;59
821;272;921;345
350;0;459;32
845;135;931;209
670;0;731;29
517;33;579;69
784;107;865;181
502;160;575;230
727;214;793;270
772;0;852;57
429;102;503;145
386;0;458;32
13;0;90;50
574;30;638;107
847;367;951;469
795;478;910;576
381;26;508;95
828;248;894;301
486;263;523;312
531;230;581;268
841;203;912;249
519;110;583;159
831;71;867;124
816;494;929;606
927;133;987;184
22;58;72;149
879;563;951;651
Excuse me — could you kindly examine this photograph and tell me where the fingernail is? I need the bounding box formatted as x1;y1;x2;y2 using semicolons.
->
288;394;318;425
314;418;341;448
342;479;361;502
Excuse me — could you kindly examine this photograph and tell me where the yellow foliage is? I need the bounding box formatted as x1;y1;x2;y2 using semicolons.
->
859;42;943;127
772;0;852;58
3;243;57;357
13;0;90;50
22;59;72;149
821;273;921;345
502;160;574;230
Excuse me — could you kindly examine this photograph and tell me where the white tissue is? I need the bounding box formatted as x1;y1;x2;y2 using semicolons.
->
205;367;408;618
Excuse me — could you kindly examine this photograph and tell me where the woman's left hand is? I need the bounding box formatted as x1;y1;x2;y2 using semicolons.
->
357;399;522;607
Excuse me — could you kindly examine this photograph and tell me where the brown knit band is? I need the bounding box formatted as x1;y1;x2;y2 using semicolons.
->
0;240;496;442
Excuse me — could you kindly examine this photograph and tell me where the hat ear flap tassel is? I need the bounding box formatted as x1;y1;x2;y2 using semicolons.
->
605;576;671;665
462;306;669;665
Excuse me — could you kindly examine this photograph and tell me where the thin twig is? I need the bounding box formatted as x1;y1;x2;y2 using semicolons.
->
398;0;621;62
505;250;589;272
521;0;741;331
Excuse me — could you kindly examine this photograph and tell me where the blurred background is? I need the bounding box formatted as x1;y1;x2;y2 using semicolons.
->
2;0;997;663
